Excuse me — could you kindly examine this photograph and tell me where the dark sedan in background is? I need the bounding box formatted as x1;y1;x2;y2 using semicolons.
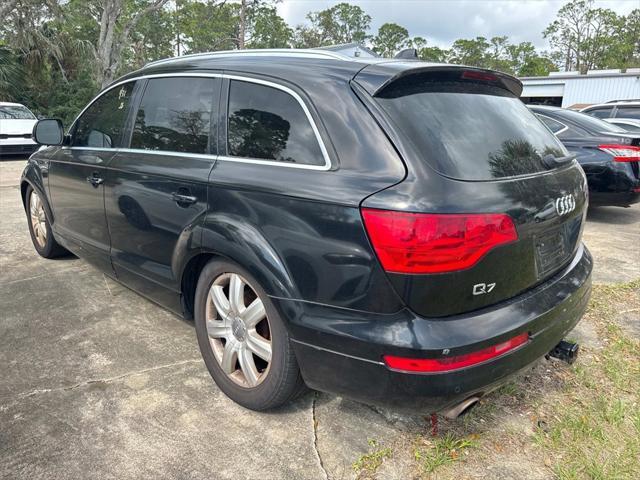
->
530;105;640;207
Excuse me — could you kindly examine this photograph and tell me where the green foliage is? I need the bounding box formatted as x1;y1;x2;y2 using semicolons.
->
247;6;293;49
414;433;477;474
293;2;371;48
371;23;409;57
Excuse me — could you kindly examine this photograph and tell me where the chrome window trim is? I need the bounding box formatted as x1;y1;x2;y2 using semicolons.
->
65;72;332;171
536;113;569;135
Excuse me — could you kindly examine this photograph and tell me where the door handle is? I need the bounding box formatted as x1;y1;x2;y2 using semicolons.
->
171;191;197;206
86;175;104;187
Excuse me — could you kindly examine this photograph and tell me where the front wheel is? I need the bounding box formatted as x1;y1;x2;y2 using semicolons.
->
25;185;69;258
194;259;306;410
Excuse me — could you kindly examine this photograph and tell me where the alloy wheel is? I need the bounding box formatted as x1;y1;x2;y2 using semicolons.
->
29;190;47;248
206;272;272;388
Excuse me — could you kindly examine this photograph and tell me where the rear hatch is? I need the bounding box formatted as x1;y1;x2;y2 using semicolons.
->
355;65;588;317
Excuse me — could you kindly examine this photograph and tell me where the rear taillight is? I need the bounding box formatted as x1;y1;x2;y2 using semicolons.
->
598;144;640;162
383;332;529;373
361;209;517;274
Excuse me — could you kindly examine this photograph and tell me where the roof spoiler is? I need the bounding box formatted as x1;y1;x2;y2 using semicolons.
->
353;62;523;97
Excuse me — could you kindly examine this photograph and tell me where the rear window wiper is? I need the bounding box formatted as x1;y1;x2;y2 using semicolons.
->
542;153;576;169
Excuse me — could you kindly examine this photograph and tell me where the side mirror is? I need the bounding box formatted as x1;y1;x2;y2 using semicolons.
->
32;119;64;146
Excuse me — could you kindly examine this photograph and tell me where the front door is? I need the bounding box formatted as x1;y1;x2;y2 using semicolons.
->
48;81;136;273
103;76;220;312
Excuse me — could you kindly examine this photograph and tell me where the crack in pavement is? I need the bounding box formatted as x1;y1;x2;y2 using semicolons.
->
312;391;330;480
1;359;203;402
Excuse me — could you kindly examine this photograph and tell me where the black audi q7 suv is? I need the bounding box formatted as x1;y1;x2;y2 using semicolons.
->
23;50;592;416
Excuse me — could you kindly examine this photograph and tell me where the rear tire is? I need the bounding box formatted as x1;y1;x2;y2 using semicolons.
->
25;185;69;259
194;258;306;410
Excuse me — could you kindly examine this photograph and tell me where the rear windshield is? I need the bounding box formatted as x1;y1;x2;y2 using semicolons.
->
375;77;567;180
556;108;628;134
0;105;35;119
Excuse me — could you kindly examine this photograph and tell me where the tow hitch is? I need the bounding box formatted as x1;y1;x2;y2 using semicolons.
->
547;340;580;364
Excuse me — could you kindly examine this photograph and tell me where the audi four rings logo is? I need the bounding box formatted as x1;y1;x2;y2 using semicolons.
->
555;194;576;216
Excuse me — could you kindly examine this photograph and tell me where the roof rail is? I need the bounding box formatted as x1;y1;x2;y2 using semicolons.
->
145;48;351;68
604;99;640;104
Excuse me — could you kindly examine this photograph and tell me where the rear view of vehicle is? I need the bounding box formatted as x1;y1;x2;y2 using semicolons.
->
531;106;640;207
294;65;593;415
0;102;39;156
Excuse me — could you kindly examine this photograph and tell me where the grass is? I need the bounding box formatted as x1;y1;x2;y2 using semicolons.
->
532;279;640;480
413;432;477;474
353;439;393;479
404;279;640;479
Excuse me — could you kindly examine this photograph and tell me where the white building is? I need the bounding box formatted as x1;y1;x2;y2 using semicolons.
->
520;69;640;108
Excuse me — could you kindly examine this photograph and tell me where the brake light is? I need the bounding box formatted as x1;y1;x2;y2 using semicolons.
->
461;70;498;82
598;144;640;162
383;332;529;373
361;209;517;274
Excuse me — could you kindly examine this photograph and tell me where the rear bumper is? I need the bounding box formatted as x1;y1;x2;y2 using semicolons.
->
589;190;640;207
277;244;592;412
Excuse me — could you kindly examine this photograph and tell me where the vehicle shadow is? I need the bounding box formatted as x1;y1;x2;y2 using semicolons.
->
587;205;640;225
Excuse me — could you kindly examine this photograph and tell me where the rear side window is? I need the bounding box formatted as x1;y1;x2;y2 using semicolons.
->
131;77;217;154
537;115;566;134
585;107;613;119
615;106;640;120
73;82;135;148
375;76;566;180
226;80;325;166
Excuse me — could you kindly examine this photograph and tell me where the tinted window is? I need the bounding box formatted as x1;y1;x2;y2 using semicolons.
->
376;77;567;180
131;78;216;154
555;109;628;134
227;80;325;166
586;107;613;119
0;105;35;119
73;83;134;148
615;106;640;120
537;115;566;134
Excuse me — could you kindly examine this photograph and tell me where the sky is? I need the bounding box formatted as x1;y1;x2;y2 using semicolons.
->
276;0;638;50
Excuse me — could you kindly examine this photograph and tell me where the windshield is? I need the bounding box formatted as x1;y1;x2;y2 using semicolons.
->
0;105;36;120
557;109;628;134
376;78;567;181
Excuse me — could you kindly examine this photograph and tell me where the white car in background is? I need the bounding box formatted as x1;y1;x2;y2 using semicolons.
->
0;102;39;156
604;118;640;133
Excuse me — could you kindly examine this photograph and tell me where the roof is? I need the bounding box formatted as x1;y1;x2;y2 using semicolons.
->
583;101;640;109
116;49;522;97
0;102;25;107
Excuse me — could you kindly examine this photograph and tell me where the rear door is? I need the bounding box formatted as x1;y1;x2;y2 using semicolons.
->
355;67;588;317
103;75;220;311
48;81;135;273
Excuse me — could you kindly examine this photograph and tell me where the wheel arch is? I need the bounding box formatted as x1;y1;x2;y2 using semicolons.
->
179;216;298;319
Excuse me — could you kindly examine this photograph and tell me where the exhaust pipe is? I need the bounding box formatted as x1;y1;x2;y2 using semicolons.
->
443;396;480;420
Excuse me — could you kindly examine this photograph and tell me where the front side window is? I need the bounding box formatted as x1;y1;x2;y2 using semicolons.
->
131;77;216;154
73;83;135;148
585;107;613;119
0;105;35;119
227;80;325;166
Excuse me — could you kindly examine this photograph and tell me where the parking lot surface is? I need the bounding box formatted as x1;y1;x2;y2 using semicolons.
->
1;157;639;479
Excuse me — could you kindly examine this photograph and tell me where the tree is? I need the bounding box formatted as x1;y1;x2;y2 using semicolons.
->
372;23;409;57
507;42;556;76
293;3;371;48
449;36;491;67
246;6;292;49
177;0;239;53
92;0;170;87
543;0;620;73
409;37;449;63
